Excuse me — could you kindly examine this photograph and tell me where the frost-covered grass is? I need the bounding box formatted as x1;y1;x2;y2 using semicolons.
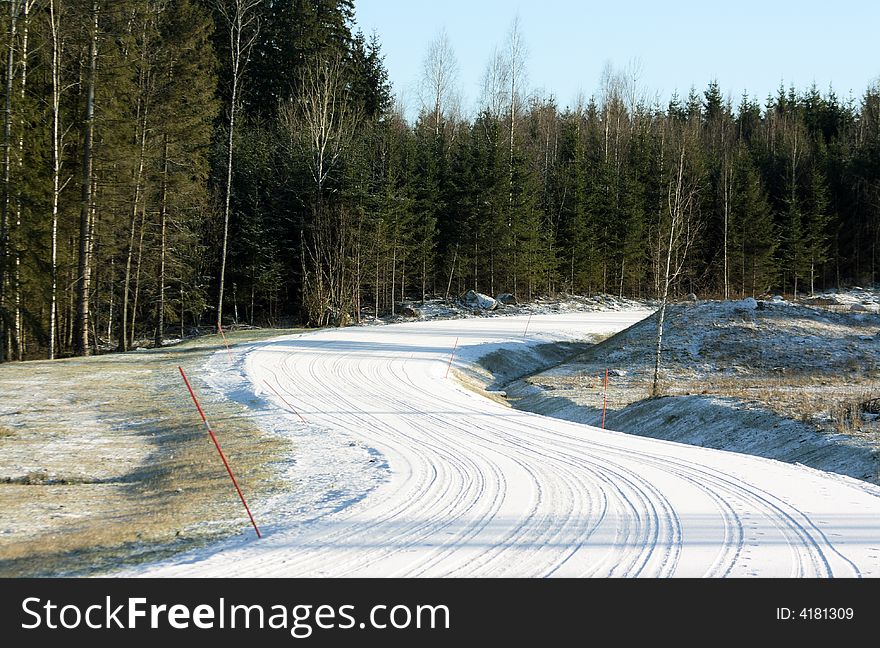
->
0;328;303;577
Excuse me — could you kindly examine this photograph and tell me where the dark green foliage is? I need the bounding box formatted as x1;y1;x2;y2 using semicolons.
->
2;4;880;362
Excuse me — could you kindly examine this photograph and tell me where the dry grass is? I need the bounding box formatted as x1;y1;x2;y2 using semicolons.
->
828;388;880;435
528;359;880;444
0;328;304;577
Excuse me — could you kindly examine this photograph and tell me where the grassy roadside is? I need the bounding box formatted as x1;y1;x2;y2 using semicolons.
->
0;329;303;577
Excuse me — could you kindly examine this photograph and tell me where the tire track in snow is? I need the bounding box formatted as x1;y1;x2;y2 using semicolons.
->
132;313;880;578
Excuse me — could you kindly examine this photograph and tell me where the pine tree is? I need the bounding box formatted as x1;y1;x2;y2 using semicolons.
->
731;144;776;296
803;160;831;295
152;0;220;344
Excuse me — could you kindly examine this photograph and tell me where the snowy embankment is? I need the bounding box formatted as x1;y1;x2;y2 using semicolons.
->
505;294;880;484
129;311;880;577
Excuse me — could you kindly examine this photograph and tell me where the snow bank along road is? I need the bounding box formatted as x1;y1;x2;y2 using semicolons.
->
138;312;880;577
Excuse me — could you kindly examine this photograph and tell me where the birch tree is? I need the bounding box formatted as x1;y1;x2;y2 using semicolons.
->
652;141;703;397
10;0;34;359
48;0;71;359
420;27;458;138
73;0;98;357
284;55;360;325
214;0;261;330
503;16;527;295
0;0;20;362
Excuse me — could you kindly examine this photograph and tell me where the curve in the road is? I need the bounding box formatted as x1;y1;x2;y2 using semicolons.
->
135;312;880;578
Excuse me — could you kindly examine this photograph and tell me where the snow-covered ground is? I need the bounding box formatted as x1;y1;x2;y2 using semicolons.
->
125;310;880;577
364;292;649;324
506;293;880;484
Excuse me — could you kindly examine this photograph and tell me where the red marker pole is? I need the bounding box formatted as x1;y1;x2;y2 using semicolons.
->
601;368;609;429
262;379;308;424
445;337;459;379
178;366;261;539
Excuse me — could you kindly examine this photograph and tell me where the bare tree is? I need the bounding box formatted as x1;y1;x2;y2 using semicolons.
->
652;142;703;397
420;27;459;137
504;16;528;142
283;55;361;326
480;46;508;119
214;0;261;330
503;15;528;295
621;58;646;131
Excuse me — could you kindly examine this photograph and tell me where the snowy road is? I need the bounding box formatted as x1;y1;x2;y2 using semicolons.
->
138;312;880;577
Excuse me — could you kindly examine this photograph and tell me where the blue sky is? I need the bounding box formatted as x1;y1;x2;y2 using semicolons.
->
353;0;880;116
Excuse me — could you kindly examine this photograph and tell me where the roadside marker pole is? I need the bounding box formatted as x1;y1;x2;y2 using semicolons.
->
445;337;459;379
523;314;532;338
218;323;233;363
178;366;262;539
262;379;308;424
601;369;609;429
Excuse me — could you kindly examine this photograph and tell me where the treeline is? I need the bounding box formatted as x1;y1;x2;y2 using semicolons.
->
1;1;879;361
0;0;217;362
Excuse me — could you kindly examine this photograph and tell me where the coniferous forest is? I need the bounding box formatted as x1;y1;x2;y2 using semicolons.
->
1;0;879;361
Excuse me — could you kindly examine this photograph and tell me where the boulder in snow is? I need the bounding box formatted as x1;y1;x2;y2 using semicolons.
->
401;306;422;318
496;293;517;306
850;303;868;312
462;290;498;311
687;293;698;302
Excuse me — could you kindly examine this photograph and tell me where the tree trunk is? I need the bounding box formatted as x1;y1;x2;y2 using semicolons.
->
86;174;97;354
652;298;668;397
375;220;380;317
74;0;98;357
48;0;63;360
653;148;685;397
218;82;236;329
214;0;264;327
106;258;114;341
130;206;147;348
66;242;74;349
723;159;730;300
155;136;168;347
216;0;262;330
445;242;458;300
119;58;150;351
0;2;19;362
473;236;478;292
391;240;396;315
12;1;31;360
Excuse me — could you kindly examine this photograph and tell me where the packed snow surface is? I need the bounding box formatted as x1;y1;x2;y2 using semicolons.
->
133;312;880;577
